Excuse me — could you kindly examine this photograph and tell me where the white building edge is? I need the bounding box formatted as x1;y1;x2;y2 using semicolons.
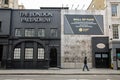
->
105;0;120;70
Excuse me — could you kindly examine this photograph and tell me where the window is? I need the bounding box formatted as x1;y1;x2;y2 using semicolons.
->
25;48;33;59
50;29;57;37
4;0;8;4
15;29;22;37
38;48;44;59
95;54;101;58
0;22;1;32
38;29;45;37
25;29;35;37
111;4;118;17
112;24;119;39
14;48;21;59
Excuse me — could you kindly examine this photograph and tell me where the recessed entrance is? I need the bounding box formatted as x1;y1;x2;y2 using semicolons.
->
0;45;3;68
95;52;109;68
50;48;57;67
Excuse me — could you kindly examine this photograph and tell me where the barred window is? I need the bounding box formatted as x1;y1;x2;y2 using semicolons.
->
25;29;35;37
112;24;119;39
38;48;44;59
51;28;57;37
25;48;33;59
38;29;45;37
15;29;22;37
14;48;21;59
111;4;118;17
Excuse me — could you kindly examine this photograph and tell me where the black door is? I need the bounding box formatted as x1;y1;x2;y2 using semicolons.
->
95;52;109;68
0;45;3;68
116;49;120;69
50;48;57;67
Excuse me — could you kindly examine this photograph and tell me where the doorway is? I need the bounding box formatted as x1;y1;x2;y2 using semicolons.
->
95;52;109;68
116;49;120;69
50;48;57;67
0;45;3;68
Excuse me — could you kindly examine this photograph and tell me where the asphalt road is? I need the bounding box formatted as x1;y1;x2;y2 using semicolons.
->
0;75;120;80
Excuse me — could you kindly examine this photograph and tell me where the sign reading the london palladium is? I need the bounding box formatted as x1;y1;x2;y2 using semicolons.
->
64;15;104;35
20;12;53;23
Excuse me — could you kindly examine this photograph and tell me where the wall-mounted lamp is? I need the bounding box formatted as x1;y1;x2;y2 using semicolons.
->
110;38;112;40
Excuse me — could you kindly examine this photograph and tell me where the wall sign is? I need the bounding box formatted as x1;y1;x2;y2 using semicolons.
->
20;12;53;23
96;43;106;49
64;15;104;35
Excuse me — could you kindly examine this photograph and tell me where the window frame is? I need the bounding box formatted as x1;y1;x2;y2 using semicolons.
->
111;4;118;17
4;0;8;4
15;28;22;37
38;48;45;59
50;28;58;37
25;48;33;59
112;24;119;39
14;48;21;59
38;28;45;37
25;28;35;37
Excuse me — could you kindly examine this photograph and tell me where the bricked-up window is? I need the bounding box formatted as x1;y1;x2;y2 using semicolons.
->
15;29;22;37
38;48;44;59
50;28;57;37
111;4;118;17
14;48;21;59
4;0;8;4
0;22;1;31
25;48;33;59
113;24;119;39
38;29;45;37
25;29;35;37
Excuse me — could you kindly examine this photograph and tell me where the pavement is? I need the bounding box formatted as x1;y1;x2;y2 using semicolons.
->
0;68;119;75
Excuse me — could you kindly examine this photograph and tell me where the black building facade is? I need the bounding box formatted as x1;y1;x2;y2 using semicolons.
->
0;9;61;69
0;9;112;69
92;37;110;68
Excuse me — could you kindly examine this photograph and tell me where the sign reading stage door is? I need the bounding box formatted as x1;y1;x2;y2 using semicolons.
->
64;15;104;35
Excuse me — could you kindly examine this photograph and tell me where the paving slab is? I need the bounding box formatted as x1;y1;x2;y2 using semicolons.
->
0;69;119;75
